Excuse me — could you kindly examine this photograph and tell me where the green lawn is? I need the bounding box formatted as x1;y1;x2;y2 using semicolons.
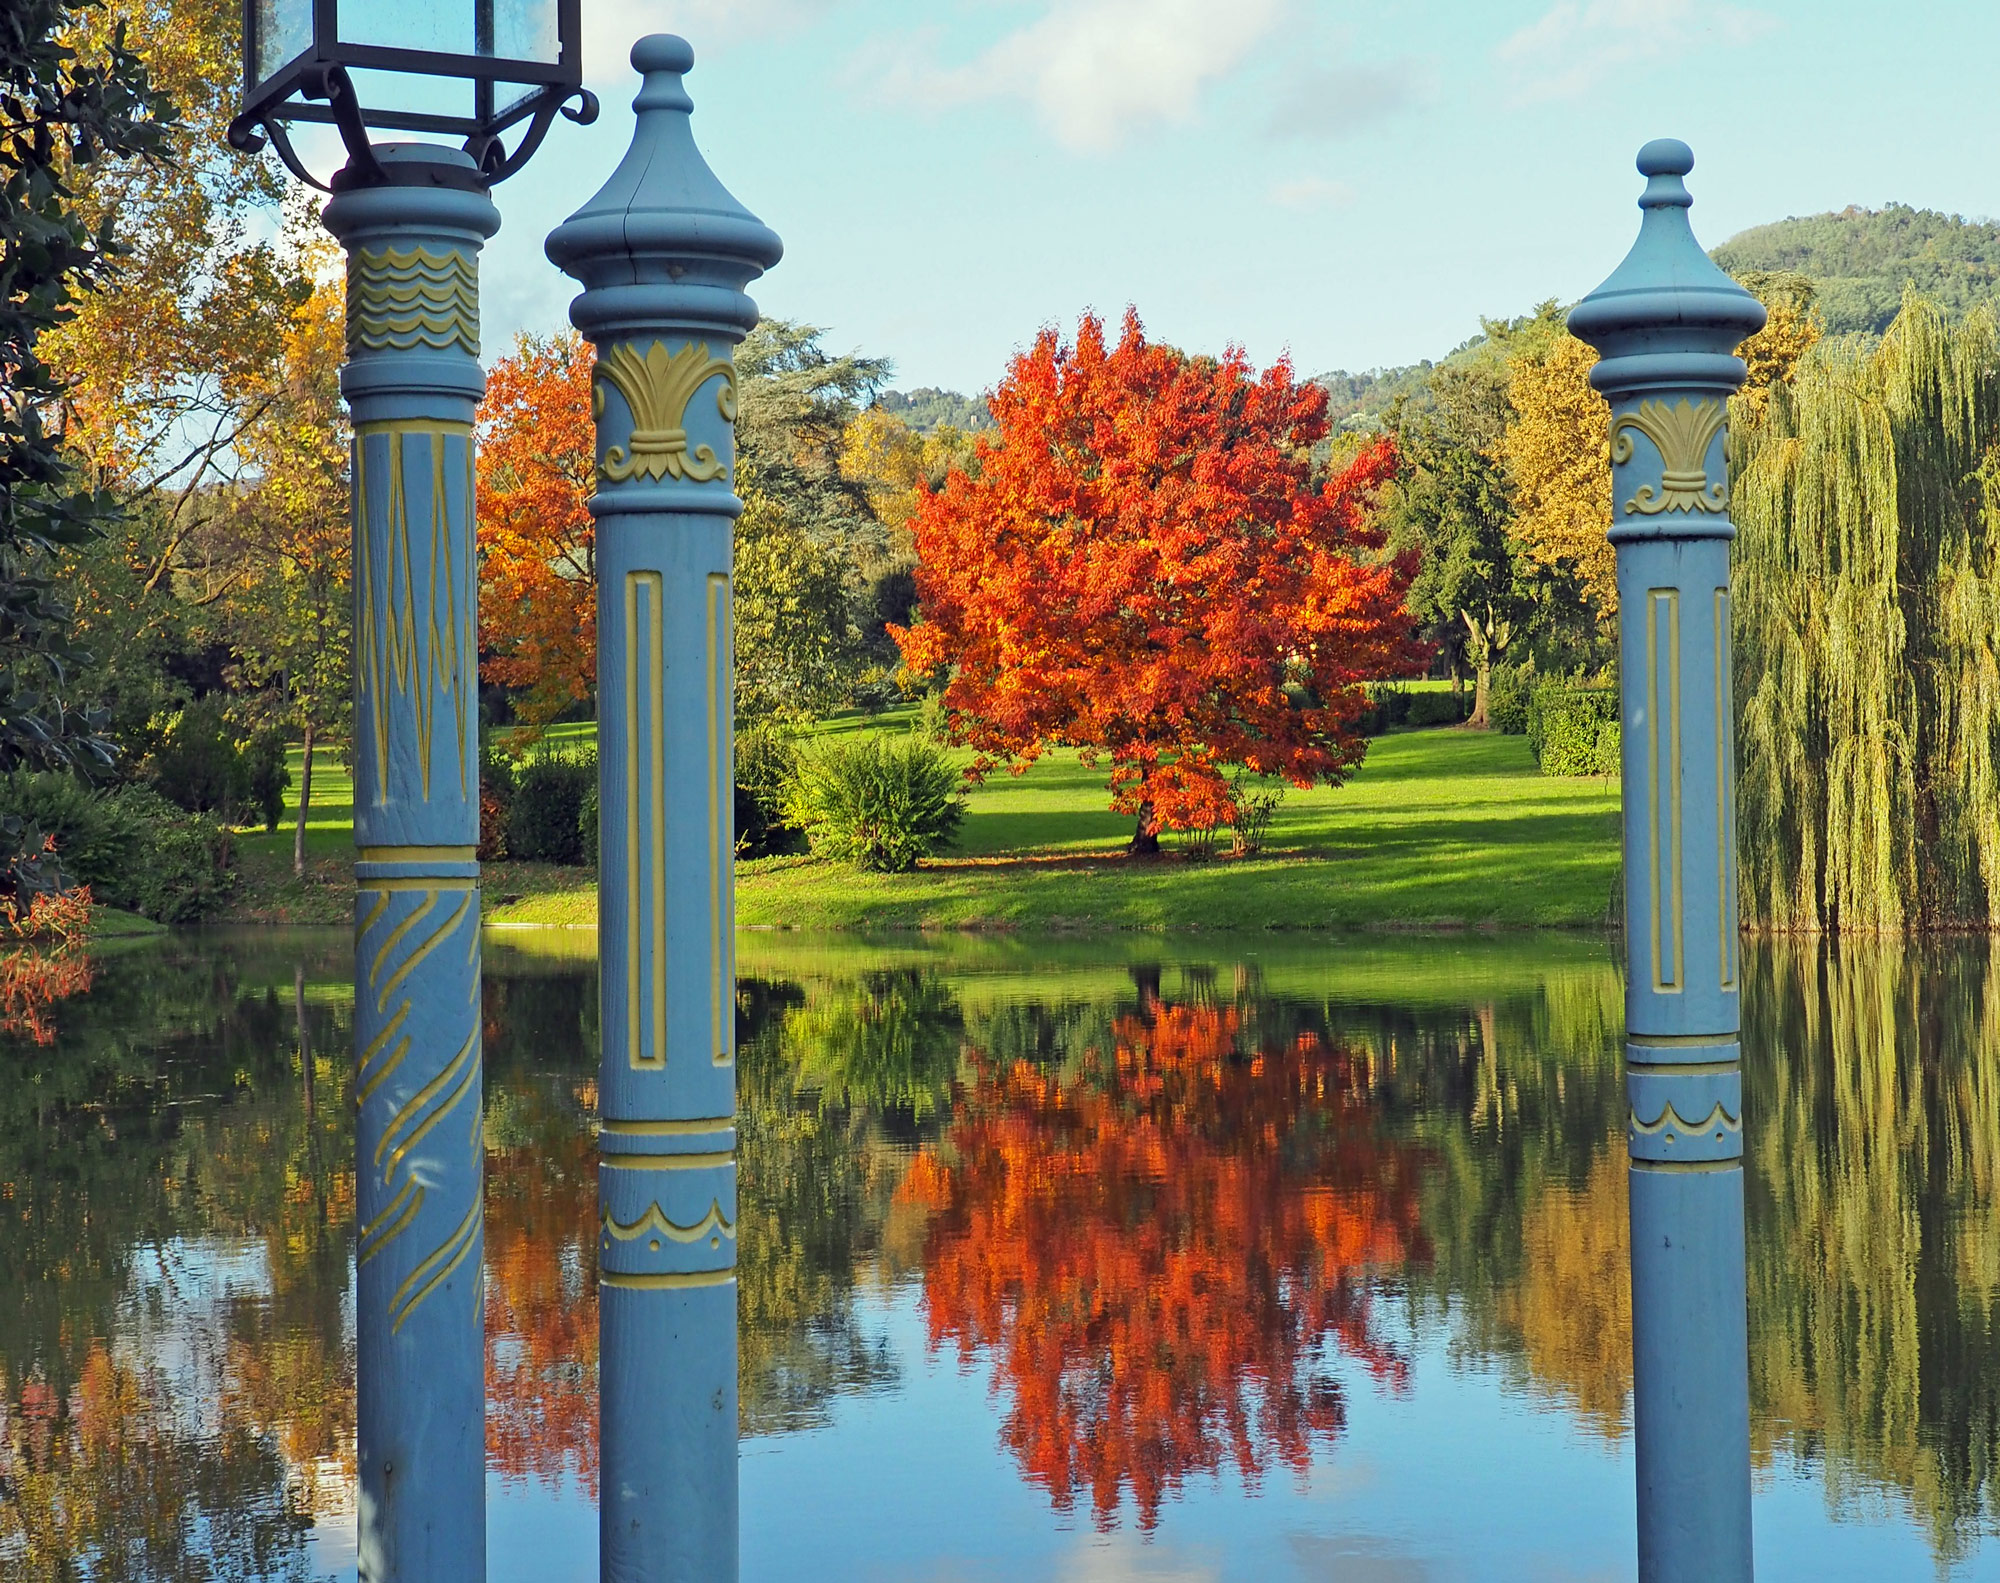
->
738;723;1620;930
218;716;1620;932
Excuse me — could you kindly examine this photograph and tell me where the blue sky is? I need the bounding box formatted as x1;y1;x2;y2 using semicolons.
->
457;0;2000;394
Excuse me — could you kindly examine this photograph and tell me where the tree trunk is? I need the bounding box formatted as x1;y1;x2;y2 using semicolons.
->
296;961;313;1117
293;723;314;878
1470;660;1493;730
1128;806;1161;857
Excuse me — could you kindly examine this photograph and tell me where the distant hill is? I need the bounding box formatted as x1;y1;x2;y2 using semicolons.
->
1711;205;2000;335
1317;364;1436;429
875;386;994;433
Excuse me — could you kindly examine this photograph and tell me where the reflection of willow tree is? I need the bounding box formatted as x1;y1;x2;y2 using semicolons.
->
906;991;1428;1530
0;937;352;1578
736;970;965;1430
1745;940;2000;1562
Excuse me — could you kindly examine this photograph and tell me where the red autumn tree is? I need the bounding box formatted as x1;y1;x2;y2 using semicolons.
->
477;331;597;732
894;309;1425;850
900;995;1428;1528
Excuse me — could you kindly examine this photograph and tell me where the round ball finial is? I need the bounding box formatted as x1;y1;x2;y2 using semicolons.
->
1637;138;1694;177
632;34;694;75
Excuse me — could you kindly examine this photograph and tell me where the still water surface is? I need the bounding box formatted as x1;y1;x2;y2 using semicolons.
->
3;928;1997;1580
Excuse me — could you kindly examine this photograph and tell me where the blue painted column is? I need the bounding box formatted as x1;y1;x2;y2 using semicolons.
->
1570;140;1765;1582
322;145;498;1583
546;36;782;1583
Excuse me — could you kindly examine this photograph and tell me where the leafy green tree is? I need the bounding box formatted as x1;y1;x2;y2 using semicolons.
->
1387;365;1523;726
733;319;893;718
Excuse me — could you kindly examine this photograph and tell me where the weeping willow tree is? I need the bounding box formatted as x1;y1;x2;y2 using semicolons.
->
1733;298;2000;931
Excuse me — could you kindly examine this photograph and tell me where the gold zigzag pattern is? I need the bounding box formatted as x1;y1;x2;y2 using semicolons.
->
348;245;478;356
355;423;473;807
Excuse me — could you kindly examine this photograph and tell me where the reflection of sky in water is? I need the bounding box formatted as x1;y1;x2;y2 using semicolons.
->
479;1287;1965;1583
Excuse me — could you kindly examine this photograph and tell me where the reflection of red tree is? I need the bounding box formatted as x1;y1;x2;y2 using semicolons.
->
485;1115;598;1492
905;1003;1427;1529
0;886;95;1046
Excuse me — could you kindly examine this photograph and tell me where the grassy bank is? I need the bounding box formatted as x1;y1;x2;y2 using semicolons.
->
216;721;1620;932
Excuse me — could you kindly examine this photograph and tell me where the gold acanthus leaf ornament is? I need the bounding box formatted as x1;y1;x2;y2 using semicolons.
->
593;339;738;484
1610;397;1728;515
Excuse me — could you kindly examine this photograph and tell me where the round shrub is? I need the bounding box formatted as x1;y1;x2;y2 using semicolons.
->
242;729;291;832
505;753;595;865
148;699;251;818
783;732;965;872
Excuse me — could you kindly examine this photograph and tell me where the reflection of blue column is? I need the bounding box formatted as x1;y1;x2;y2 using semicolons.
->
546;36;782;1583
322;145;498;1583
1570;141;1764;1583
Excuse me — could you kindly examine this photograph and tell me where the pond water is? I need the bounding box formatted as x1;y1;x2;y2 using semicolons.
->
3;928;1997;1581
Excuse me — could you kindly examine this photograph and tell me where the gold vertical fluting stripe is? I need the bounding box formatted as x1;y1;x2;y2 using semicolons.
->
707;573;732;1065
1647;589;1684;993
354;421;472;808
1715;587;1736;990
625;571;668;1069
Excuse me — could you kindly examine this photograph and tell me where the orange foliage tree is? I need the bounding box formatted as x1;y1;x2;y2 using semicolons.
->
895;310;1424;848
477;332;597;731
484;1086;599;1491
900;994;1429;1528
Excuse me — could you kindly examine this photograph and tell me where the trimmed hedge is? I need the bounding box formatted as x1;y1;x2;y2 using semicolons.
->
1527;684;1621;776
505;753;595;865
1488;665;1534;735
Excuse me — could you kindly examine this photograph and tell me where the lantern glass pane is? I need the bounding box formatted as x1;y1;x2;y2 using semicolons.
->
491;0;560;62
343;64;474;123
335;1;471;56
252;0;313;83
333;0;560;63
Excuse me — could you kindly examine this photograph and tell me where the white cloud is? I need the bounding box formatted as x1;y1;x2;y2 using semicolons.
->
1266;54;1428;140
1496;0;1776;106
1269;174;1356;210
856;0;1291;153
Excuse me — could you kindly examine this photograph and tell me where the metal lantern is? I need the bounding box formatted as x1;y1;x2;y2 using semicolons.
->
229;0;595;187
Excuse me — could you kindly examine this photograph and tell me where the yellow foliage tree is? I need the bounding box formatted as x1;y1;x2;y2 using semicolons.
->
1502;276;1824;623
1501;334;1616;619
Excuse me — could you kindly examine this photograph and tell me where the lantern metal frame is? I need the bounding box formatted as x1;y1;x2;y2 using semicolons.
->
227;0;597;190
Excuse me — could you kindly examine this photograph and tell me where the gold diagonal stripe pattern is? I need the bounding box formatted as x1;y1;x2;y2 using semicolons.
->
375;1026;479;1175
376;889;473;1013
358;1179;423;1265
388;1198;481;1332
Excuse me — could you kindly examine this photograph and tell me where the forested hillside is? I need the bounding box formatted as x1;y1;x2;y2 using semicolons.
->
874;386;994;432
1712;205;2000;334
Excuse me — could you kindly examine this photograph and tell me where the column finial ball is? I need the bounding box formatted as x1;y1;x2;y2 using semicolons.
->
1637;137;1694;177
632;34;695;75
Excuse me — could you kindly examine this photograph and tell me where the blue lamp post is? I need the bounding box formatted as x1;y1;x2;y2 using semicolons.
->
230;7;595;1581
1569;139;1764;1583
546;34;782;1583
